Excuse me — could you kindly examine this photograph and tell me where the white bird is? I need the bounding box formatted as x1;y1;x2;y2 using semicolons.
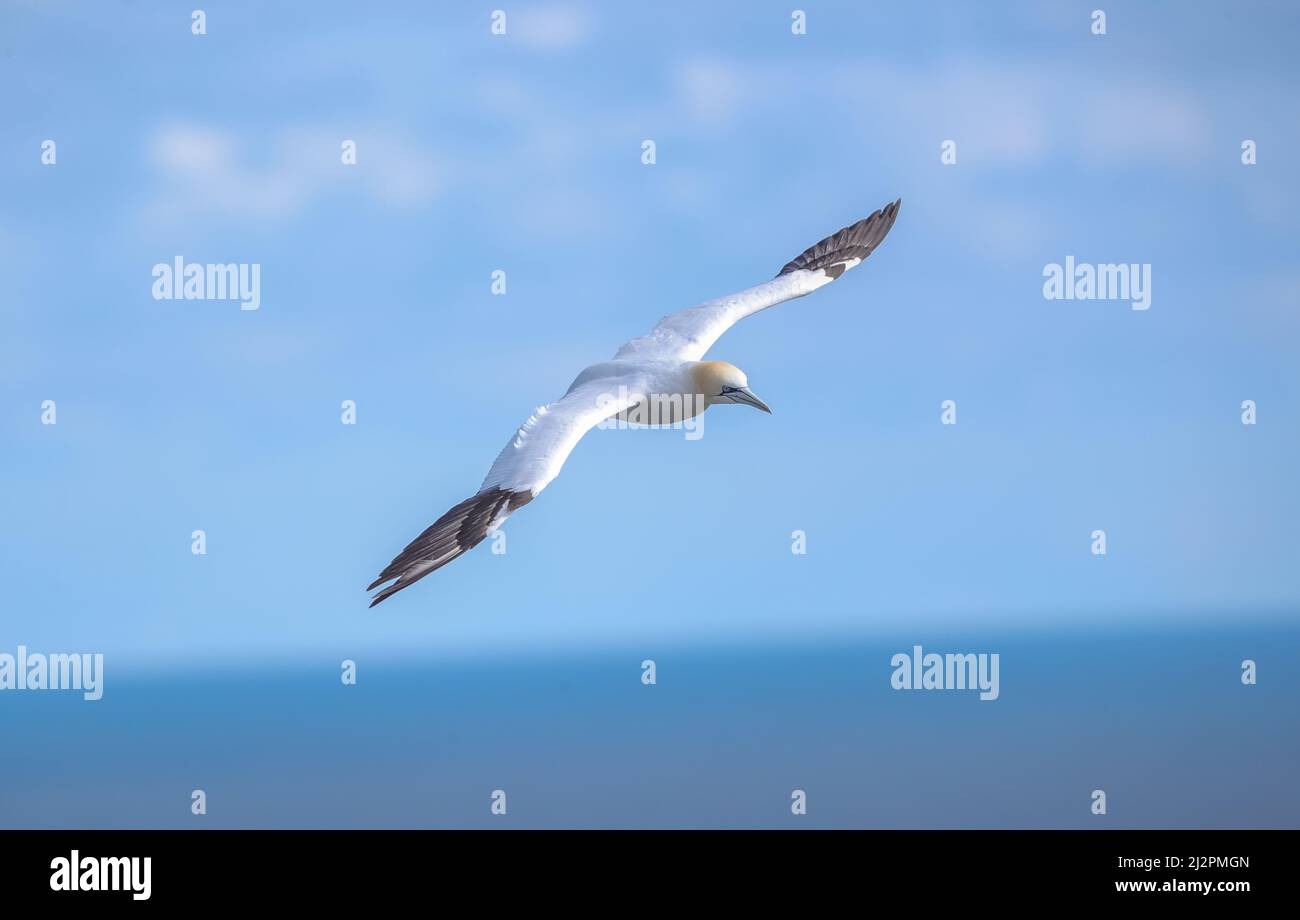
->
368;199;901;605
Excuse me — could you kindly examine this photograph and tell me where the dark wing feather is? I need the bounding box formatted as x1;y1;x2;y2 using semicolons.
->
367;487;532;607
778;198;901;280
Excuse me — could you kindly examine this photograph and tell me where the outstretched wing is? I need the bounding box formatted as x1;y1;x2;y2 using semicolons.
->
615;199;900;363
367;376;645;606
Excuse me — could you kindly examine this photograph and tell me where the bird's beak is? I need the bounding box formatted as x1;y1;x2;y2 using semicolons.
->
730;386;772;414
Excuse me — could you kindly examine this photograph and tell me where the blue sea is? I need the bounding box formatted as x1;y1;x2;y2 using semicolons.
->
3;623;1296;829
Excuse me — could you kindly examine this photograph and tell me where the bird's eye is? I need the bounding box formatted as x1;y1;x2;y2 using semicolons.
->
720;385;739;395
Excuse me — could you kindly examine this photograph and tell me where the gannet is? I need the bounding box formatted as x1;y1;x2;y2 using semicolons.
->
368;199;901;605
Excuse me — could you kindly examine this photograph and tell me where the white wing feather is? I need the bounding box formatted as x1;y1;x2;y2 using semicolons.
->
479;375;647;496
614;270;833;363
615;199;901;363
366;375;646;605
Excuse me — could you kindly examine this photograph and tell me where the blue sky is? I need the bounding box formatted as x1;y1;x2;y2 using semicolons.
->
2;0;1298;670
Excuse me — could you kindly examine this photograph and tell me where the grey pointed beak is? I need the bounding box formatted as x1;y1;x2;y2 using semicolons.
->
730;386;772;414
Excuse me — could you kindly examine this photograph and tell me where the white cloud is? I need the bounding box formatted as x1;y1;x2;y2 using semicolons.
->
821;58;1213;170
1075;83;1212;166
147;124;311;221
143;124;442;225
512;4;592;51
361;135;442;208
673;58;747;126
151;124;236;175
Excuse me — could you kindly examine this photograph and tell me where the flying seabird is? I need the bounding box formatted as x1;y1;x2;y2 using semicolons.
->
368;199;901;605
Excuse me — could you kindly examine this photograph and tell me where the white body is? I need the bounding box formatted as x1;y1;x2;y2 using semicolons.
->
480;270;834;497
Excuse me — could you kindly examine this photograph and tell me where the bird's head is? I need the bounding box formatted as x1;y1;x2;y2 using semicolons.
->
694;361;772;414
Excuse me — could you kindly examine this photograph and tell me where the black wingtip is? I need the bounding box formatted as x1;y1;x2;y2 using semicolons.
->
778;198;901;278
368;575;415;607
365;487;535;607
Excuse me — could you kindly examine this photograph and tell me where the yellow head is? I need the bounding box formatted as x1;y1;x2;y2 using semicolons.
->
692;361;772;413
